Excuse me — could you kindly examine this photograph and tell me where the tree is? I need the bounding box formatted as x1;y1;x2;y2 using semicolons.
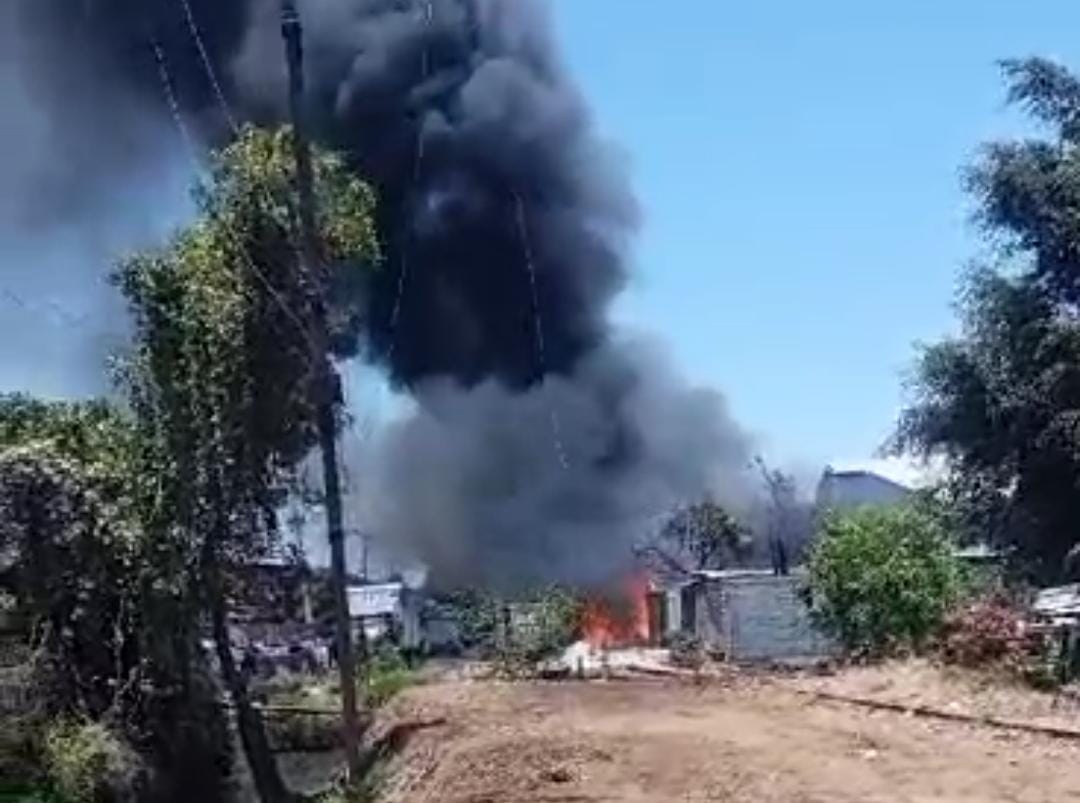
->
115;126;378;803
754;457;810;575
895;58;1080;582
805;504;966;655
640;499;750;576
0;395;232;803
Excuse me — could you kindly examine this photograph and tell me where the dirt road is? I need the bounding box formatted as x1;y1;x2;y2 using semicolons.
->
373;675;1080;802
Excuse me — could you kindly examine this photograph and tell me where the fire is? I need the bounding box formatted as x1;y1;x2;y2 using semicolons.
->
581;573;651;648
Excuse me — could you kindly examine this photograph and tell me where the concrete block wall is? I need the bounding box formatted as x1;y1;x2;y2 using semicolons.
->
693;574;833;662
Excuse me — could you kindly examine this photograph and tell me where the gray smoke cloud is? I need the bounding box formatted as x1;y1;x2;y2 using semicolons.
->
0;3;194;399
359;337;755;589
3;0;760;588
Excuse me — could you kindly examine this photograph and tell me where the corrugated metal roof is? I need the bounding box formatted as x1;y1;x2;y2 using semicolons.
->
1034;584;1080;618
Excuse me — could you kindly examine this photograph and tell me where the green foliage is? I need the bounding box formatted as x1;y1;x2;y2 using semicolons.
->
261;675;343;753
896;58;1080;582
0;398;233;803
113;124;378;801
42;722;143;803
363;647;415;709
445;586;580;669
0;125;379;803
115;125;379;569
445;589;501;651
0;398;153;722
494;587;582;673
0;784;69;803
806;505;967;655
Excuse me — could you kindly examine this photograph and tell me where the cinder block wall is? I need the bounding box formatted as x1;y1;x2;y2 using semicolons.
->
694;574;833;662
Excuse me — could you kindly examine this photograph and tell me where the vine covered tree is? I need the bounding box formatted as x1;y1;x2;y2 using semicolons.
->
116;125;378;802
0;395;232;803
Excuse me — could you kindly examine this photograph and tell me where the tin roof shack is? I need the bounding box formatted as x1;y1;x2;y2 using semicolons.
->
1032;585;1080;683
347;582;423;650
681;570;834;664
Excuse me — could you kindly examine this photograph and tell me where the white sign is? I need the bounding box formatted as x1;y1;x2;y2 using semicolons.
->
347;583;403;619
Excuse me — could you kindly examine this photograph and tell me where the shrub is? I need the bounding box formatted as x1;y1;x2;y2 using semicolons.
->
364;648;415;709
939;596;1035;671
668;632;705;670
42;722;143;803
806;504;967;655
0;784;69;803
263;675;343;753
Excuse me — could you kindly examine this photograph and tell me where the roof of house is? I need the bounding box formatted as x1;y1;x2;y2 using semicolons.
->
816;468;913;509
820;468;912;492
1034;584;1080;620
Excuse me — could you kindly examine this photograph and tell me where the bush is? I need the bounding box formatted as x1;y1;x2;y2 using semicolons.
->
0;784;69;803
263;675;343;753
806;504;967;655
668;632;705;669
939;596;1035;671
364;648;415;709
42;722;143;803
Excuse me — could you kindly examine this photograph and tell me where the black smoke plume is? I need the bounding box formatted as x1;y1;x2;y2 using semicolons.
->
5;0;757;588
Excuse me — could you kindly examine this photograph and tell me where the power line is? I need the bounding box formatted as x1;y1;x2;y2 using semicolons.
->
148;33;321;360
514;191;570;470
177;0;240;134
171;0;332;362
1;289;92;331
385;0;435;362
150;35;200;159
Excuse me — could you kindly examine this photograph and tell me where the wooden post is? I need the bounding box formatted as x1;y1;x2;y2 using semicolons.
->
280;0;362;779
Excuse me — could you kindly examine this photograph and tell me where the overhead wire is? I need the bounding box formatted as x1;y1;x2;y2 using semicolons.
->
148;29;321;360
515;191;570;470
385;0;435;362
177;0;241;135
1;289;91;331
175;0;374;528
173;0;570;473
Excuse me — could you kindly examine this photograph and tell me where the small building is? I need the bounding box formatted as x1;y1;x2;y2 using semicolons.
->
816;467;912;511
347;582;423;649
677;569;833;663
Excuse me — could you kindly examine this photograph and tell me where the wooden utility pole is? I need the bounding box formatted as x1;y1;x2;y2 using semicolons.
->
280;0;362;778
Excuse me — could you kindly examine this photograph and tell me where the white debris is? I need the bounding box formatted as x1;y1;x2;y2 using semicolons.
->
545;641;679;678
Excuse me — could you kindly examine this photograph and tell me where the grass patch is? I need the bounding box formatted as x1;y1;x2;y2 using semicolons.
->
364;650;415;709
0;784;68;803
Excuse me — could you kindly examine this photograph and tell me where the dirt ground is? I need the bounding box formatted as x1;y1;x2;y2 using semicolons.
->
368;668;1080;803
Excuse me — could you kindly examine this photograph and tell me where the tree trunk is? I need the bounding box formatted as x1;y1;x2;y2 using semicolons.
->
205;558;291;803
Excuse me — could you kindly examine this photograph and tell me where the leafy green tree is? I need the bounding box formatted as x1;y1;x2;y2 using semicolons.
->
805;504;966;655
115;125;377;803
895;58;1080;582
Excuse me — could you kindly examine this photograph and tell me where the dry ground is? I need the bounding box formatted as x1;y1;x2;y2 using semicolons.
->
367;668;1080;803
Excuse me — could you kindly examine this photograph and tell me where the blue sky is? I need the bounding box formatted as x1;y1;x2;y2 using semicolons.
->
548;0;1079;469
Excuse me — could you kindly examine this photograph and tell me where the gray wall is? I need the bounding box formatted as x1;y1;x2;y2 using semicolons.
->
692;573;833;662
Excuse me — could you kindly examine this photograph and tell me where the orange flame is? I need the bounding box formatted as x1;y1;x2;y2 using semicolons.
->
581;573;651;648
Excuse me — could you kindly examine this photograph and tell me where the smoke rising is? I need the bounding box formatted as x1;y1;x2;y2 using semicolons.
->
360;338;755;589
4;0;758;588
0;4;194;398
